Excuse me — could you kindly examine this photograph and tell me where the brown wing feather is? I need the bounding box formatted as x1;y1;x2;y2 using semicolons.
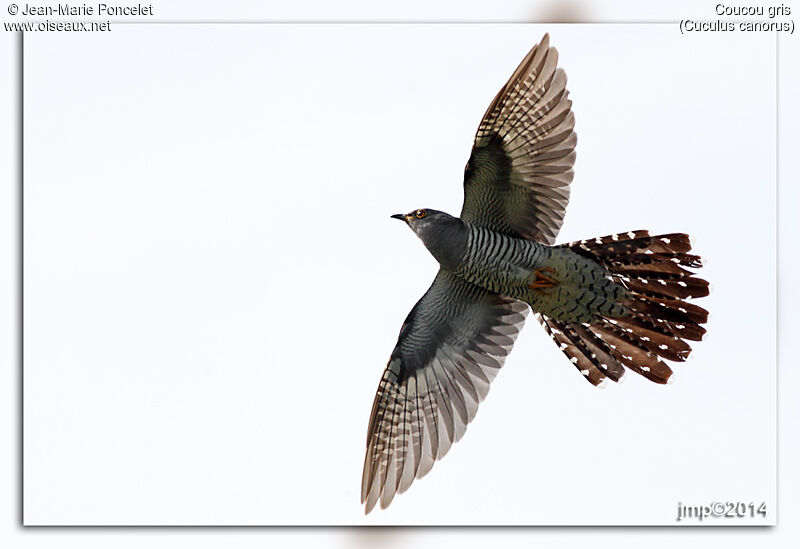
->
460;33;576;245
361;271;528;513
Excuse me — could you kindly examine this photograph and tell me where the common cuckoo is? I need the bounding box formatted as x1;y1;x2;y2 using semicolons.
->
361;34;709;513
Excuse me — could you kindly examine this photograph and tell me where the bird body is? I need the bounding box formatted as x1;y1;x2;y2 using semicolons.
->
361;34;710;513
405;210;629;323
458;222;630;323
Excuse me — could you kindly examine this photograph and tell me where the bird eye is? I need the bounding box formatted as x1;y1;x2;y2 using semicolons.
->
415;209;427;219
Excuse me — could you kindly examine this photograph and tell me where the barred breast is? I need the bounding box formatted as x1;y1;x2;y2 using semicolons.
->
454;224;629;323
454;225;548;295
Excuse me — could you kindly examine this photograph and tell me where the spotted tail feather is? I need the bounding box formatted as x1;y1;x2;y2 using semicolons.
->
540;231;709;386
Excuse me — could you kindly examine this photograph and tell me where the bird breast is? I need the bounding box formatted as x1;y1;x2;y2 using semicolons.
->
454;226;549;295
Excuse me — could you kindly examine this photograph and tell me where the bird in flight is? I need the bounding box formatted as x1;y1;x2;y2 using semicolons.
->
361;33;709;513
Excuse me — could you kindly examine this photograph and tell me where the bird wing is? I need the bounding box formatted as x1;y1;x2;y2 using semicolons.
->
361;270;528;513
460;33;576;245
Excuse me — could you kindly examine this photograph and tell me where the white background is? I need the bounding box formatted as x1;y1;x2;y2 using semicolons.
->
2;0;799;546
22;24;776;525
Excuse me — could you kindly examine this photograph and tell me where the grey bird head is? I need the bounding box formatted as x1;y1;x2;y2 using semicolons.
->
391;209;468;271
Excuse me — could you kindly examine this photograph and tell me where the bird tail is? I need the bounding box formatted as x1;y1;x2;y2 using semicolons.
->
537;230;709;386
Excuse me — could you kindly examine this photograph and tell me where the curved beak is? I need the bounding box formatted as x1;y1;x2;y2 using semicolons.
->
391;213;408;222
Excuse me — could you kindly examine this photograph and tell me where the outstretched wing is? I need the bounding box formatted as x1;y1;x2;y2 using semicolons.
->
460;33;576;245
361;270;528;513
